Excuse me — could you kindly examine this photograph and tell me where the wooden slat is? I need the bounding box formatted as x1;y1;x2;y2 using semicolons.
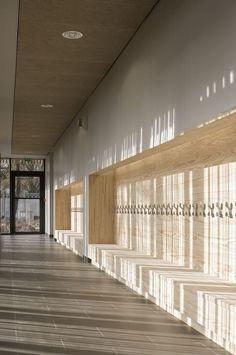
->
55;189;71;230
89;172;114;244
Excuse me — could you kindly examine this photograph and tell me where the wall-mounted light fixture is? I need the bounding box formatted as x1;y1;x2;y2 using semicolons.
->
77;115;88;130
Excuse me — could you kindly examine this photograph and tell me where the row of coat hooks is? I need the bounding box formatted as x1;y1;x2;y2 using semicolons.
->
114;202;235;218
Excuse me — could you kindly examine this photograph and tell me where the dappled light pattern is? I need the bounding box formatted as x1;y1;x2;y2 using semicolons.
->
200;70;235;103
0;234;228;355
90;159;236;354
71;193;83;234
86;108;176;171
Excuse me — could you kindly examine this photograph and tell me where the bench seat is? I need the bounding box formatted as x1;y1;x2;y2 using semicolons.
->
55;230;84;257
88;243;236;354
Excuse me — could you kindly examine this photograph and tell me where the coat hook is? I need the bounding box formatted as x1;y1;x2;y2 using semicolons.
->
153;204;156;215
166;203;171;216
140;204;144;215
173;203;179;216
186;203;192;217
144;204;148;215
160;204;165;215
208;203;215;217
216;202;223;218
225;202;233;218
199;203;206;217
179;203;185;216
192;203;198;217
148;204;152;215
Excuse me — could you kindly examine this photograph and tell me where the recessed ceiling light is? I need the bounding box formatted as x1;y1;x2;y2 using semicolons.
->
41;104;54;108
62;31;83;39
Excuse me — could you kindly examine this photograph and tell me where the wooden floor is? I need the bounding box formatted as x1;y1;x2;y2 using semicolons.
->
0;235;231;355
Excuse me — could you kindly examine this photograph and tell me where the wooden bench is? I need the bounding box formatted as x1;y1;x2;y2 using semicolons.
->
55;230;84;257
69;234;84;257
88;243;236;354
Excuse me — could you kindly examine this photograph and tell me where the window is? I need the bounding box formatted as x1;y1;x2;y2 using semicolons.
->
0;158;45;234
0;159;10;233
11;158;44;172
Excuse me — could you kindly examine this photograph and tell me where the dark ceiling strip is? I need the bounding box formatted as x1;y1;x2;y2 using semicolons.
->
51;0;162;152
11;0;21;156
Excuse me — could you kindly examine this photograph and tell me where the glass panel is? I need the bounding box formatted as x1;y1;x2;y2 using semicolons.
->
11;159;44;171
1;197;10;233
15;177;40;198
0;160;10;233
0;158;10;169
15;199;40;232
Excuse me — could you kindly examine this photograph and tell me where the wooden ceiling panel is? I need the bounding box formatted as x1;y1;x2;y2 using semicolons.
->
15;82;92;100
16;72;102;91
17;57;111;77
17;22;139;65
20;0;157;29
13;113;73;125
14;100;80;116
12;0;157;154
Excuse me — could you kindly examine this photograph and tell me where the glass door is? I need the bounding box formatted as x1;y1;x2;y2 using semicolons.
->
10;172;45;234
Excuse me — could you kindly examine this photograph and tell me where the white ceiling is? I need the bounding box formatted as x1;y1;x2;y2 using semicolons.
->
0;0;19;156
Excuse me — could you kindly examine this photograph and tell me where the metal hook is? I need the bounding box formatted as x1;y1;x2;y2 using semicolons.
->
225;202;233;218
208;203;215;217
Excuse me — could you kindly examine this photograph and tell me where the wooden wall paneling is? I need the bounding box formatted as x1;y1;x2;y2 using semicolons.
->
88;112;236;354
111;112;236;277
55;188;71;230
88;111;236;267
89;172;114;244
55;178;84;233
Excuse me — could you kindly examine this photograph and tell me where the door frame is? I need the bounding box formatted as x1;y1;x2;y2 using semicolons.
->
10;171;45;234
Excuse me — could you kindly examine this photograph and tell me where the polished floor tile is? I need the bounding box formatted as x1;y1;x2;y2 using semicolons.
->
0;235;231;355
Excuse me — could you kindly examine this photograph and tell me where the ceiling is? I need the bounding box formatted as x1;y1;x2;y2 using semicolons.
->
0;0;19;156
9;0;157;155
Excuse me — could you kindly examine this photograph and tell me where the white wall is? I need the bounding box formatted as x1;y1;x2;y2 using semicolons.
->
53;0;236;187
45;153;54;235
